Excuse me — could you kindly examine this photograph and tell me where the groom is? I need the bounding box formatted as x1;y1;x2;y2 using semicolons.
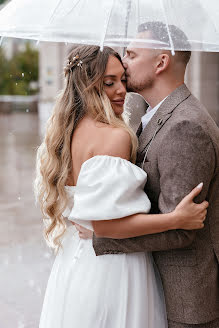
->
93;22;219;328
78;22;219;327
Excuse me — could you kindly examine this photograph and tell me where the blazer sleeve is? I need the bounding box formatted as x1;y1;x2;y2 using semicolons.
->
93;120;216;254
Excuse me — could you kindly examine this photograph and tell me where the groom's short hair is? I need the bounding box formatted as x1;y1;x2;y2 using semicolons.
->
138;21;191;66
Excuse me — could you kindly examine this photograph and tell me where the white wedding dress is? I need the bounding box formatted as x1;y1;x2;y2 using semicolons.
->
39;155;168;328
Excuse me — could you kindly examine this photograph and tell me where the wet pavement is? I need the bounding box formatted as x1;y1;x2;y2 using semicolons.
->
0;113;54;328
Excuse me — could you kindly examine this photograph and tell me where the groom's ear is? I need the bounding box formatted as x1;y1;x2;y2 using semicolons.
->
155;53;170;75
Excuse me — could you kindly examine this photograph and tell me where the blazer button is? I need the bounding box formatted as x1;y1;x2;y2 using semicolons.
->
157;118;163;125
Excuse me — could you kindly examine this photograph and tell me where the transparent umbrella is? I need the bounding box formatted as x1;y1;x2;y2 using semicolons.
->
0;0;219;52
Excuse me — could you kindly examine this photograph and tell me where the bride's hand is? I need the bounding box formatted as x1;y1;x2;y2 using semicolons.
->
74;223;93;239
173;182;208;230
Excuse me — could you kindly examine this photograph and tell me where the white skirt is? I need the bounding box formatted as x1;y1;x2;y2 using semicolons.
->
39;225;168;328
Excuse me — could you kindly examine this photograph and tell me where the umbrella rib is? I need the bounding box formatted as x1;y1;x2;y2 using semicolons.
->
60;0;82;19
47;0;63;25
199;1;219;34
35;0;63;42
100;0;115;51
136;0;140;30
160;0;175;55
123;0;132;55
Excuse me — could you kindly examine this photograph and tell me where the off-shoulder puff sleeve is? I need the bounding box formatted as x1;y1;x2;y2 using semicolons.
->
63;155;151;230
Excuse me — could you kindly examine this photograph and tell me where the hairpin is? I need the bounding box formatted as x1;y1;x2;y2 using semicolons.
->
65;54;83;76
71;55;83;68
77;60;83;68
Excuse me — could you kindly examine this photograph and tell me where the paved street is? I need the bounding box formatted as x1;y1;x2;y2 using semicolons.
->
0;113;54;328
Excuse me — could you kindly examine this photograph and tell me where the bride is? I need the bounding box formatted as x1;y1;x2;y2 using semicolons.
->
35;45;207;328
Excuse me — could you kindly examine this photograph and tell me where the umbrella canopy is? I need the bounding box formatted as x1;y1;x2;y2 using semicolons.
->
0;0;219;52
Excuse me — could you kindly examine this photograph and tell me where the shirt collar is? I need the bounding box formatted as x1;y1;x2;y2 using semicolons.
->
147;97;167;113
141;96;167;130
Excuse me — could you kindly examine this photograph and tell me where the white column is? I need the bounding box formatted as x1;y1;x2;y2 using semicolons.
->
38;42;67;136
185;52;219;125
185;51;202;100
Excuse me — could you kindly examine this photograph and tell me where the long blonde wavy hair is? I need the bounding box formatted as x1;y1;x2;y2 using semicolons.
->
35;45;138;251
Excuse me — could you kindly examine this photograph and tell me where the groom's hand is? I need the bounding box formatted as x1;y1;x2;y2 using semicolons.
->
73;223;93;239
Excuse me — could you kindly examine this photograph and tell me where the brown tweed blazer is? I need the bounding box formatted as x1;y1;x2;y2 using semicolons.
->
93;84;219;325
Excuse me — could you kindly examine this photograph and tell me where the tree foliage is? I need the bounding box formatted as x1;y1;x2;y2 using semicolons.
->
0;0;7;5
0;42;39;95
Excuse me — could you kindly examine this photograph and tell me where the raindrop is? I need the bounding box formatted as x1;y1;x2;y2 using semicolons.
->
18;320;25;328
21;73;24;77
17;255;23;262
28;279;35;288
36;40;40;46
18;196;21;201
44;252;51;259
4;258;9;266
16;83;18;86
36;286;42;295
10;74;13;78
26;109;29;113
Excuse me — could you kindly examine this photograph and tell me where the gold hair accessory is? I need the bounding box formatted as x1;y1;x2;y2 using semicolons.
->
68;55;83;70
65;55;83;76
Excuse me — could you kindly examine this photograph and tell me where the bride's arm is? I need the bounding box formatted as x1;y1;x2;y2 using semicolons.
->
92;185;207;238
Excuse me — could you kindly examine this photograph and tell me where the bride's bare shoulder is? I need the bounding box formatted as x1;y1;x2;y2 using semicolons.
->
74;116;131;160
93;124;132;160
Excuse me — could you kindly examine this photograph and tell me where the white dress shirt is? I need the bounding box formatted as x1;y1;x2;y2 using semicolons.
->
141;97;167;130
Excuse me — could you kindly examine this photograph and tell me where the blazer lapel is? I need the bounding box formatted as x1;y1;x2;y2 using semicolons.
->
127;93;148;133
136;122;143;137
138;84;191;154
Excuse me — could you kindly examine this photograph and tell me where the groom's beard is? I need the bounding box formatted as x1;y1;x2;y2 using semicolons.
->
126;76;154;93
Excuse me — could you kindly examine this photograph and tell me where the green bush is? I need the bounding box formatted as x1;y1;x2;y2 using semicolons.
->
0;42;39;95
0;0;7;5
